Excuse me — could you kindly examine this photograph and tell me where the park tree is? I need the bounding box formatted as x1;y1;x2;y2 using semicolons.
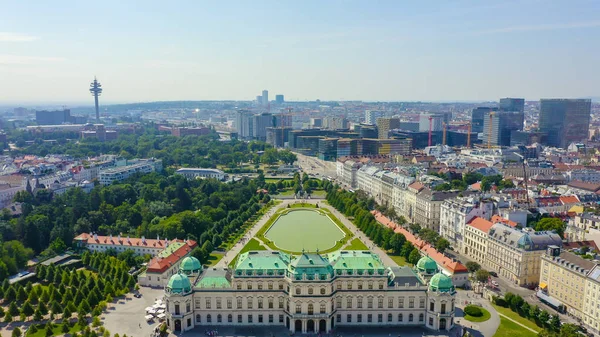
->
475;270;490;283
550;314;561;332
389;233;406;255
435;238;451;253
538;310;550;327
11;327;21;337
408;248;421;265
21;301;34;320
535;218;566;238
16;286;27;302
8;302;19;317
466;261;481;273
4;311;12;323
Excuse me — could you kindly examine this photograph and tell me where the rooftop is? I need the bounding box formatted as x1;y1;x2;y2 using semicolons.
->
196;268;231;289
467;217;494;234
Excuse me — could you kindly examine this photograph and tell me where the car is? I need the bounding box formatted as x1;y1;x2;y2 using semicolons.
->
134;293;142;298
489;271;498;277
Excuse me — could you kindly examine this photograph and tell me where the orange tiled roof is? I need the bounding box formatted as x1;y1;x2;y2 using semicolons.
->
146;240;198;273
408;182;425;191
559;195;580;205
491;215;518;228
371;211;468;274
470;182;481;191
467;217;494;233
75;233;168;248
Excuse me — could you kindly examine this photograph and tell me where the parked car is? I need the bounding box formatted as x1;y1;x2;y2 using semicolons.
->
489;271;498;277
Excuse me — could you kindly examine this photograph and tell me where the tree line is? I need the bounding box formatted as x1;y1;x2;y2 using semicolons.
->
0;252;133;333
326;187;423;265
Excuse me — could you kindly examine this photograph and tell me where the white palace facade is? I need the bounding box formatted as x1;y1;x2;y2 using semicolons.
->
164;250;456;334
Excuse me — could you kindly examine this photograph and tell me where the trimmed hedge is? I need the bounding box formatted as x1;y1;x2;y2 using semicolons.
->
464;305;483;317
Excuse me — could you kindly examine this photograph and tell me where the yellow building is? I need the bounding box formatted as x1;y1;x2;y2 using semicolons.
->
486;224;562;286
540;246;600;336
464;217;493;265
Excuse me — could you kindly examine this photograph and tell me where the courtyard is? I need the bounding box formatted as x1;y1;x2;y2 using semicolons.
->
264;209;345;252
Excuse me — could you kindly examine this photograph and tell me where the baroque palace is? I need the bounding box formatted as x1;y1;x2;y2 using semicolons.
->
164;250;456;333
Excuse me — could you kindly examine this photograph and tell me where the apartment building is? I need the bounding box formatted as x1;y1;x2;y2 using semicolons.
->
486;224;562;286
414;190;463;232
463;217;494;265
540;247;595;321
439;197;494;253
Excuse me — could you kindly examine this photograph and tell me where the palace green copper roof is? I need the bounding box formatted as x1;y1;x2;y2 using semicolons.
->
416;256;438;274
289;252;333;279
180;256;202;272
429;272;454;292
196;269;231;288
327;250;386;275
234;251;291;276
167;272;192;293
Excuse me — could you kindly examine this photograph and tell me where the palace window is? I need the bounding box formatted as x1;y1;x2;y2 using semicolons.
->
357;297;363;309
237;298;242;309
367;314;372;323
378;314;383;323
419;314;424;322
227;298;232;309
367;297;373;308
398;298;404;308
398;314;403;322
409;298;414;308
388;313;392;322
216;298;221;309
409;314;413;322
205;298;211;309
320;303;326;314
336;298;342;308
258;298;263;309
378;298;383;309
268;298;273;309
308;287;314;295
419;298;425;308
247;298;253;309
347;297;352;308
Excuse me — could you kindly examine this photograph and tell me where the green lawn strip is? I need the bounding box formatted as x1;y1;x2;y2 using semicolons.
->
493;317;538;337
228;238;267;268
309;190;327;197
463;307;491;322
221;201;279;250
344;238;369;250
26;322;87;336
388;254;410;266
205;252;225;267
265;178;293;184
492;304;542;332
277;189;296;196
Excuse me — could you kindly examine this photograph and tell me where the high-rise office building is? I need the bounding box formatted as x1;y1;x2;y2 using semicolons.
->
256;96;262;105
235;110;254;140
499;98;525;132
324;116;349;130
376;117;400;139
364;110;385;125
539;99;592;148
275;95;284;104
499;98;525;113
471;107;493;134
483;111;524;147
36;109;71;125
252;113;273;141
262;90;269;106
418;114;443;132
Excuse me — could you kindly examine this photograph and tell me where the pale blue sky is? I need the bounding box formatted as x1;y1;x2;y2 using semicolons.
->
0;0;598;104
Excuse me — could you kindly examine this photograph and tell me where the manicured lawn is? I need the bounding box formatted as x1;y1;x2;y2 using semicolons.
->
493;317;538;337
277;189;296;196
309;190;327;197
344;238;369;250
205;252;224;267
388;254;410;266
464;307;491;322
26;322;86;336
492;304;542;332
265;178;293;184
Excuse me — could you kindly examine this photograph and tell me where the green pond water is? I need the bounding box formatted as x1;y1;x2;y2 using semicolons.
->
264;210;345;252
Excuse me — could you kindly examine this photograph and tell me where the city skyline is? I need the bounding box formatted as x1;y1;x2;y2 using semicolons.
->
1;1;600;104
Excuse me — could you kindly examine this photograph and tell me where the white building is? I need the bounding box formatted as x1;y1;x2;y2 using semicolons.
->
175;168;225;181
356;166;381;197
99;161;159;185
364;110;386;125
566;169;600;183
164;251;456;334
439;197;493;253
138;243;198;288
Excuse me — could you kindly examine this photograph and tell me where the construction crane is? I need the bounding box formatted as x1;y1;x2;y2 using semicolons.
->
442;122;447;146
466;122;472;148
487;111;495;149
428;116;433;147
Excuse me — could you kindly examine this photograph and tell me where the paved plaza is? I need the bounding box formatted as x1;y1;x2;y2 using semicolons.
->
102;286;167;337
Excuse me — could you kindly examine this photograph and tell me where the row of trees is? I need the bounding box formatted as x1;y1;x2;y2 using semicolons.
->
0;252;133;327
326;187;422;265
432;172;515;192
494;292;583;337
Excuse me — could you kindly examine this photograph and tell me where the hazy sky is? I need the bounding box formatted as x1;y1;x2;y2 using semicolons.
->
1;0;599;104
